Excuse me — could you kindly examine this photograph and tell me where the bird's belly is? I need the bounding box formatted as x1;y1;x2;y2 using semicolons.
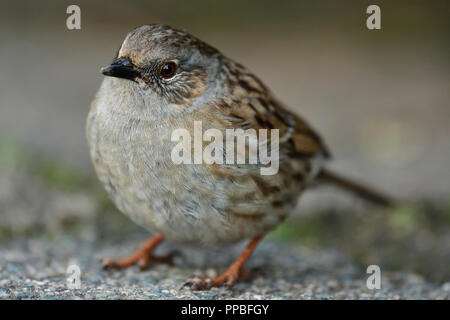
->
91;137;288;246
110;160;286;246
87;111;297;246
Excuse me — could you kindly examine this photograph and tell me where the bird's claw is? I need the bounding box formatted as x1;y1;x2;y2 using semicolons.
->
102;250;179;271
101;258;122;270
182;269;251;290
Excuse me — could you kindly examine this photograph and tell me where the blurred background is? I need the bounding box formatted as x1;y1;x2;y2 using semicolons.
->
0;1;449;283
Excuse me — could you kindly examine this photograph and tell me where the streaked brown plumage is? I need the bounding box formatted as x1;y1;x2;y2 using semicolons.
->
87;24;392;289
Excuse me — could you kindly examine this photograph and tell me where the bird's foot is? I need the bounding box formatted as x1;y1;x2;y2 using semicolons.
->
182;236;262;290
183;268;251;290
102;234;173;271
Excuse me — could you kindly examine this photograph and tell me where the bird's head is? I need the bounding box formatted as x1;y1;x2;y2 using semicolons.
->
101;24;223;108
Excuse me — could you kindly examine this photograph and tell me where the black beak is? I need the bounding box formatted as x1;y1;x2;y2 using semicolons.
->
101;57;140;81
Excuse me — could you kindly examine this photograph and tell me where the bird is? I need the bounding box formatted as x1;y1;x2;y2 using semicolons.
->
86;24;393;290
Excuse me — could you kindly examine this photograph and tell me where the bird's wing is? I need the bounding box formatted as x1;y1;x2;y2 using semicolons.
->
213;60;331;161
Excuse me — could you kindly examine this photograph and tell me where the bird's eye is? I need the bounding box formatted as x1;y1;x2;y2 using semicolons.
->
160;62;177;78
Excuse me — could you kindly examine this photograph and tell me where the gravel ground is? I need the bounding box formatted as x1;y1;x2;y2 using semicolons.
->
1;237;449;300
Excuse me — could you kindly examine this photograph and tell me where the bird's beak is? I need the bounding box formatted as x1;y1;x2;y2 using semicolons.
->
101;57;140;81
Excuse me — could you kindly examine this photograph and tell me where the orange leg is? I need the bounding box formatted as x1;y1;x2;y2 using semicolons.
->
184;236;263;290
102;234;171;271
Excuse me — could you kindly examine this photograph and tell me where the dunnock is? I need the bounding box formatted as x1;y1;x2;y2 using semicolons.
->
87;24;392;289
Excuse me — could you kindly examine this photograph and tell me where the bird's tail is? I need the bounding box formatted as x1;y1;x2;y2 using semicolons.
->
317;168;395;207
